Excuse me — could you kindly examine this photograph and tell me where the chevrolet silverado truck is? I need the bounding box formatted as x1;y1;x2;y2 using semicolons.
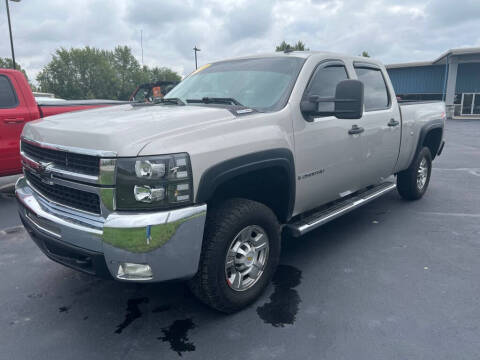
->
15;52;445;313
0;68;125;176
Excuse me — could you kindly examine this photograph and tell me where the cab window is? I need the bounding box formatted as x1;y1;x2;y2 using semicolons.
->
0;75;18;108
354;67;390;111
305;65;349;115
307;65;348;98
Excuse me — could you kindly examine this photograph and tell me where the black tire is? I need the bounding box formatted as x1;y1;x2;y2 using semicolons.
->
397;146;432;200
188;198;281;313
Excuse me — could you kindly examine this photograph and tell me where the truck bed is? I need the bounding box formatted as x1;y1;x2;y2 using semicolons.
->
37;99;128;118
395;101;445;173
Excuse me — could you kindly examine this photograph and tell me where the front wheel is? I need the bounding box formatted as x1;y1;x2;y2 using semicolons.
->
397;147;432;200
188;198;281;313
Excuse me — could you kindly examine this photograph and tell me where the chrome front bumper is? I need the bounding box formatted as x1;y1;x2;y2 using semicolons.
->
15;176;207;282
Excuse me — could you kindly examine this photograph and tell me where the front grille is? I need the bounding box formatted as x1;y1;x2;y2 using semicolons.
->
25;171;101;214
22;141;100;176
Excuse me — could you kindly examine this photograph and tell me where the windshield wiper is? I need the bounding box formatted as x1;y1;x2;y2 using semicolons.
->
186;97;244;106
154;97;185;105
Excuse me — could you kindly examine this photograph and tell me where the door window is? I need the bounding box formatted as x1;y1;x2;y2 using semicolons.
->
305;65;348;115
0;75;18;108
307;65;349;97
354;67;390;111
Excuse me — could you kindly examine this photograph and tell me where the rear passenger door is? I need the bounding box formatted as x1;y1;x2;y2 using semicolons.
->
353;63;401;184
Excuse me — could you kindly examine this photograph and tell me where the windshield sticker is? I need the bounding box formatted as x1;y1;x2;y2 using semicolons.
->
191;63;211;75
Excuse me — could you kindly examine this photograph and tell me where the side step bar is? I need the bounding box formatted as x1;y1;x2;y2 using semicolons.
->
286;182;396;237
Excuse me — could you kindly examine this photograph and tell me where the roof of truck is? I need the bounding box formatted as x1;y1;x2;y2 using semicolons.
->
211;51;384;66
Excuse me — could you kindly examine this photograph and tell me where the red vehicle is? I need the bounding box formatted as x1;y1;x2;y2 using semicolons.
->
0;69;124;176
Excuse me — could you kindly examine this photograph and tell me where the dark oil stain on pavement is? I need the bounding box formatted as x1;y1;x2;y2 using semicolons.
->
158;318;196;357
28;292;44;299
114;297;149;334
257;264;302;327
152;304;172;313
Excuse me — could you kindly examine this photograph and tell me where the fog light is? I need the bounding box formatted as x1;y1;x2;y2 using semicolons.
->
117;263;153;280
134;185;165;203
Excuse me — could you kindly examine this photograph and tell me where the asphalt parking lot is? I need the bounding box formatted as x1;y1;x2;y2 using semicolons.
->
1;119;479;360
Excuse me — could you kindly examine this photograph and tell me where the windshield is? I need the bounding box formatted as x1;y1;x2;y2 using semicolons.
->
166;57;305;112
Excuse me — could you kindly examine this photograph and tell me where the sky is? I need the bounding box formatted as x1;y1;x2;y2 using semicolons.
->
1;0;480;83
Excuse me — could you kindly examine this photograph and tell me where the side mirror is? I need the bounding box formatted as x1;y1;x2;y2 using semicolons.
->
334;80;364;119
300;79;364;120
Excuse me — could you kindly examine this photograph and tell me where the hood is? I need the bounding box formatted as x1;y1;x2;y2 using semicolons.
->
22;104;236;156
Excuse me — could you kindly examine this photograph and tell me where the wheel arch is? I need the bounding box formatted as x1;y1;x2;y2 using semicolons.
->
416;120;444;161
195;149;295;223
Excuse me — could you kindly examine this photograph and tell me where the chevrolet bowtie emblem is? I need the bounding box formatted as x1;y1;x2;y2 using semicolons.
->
38;161;54;173
37;161;55;185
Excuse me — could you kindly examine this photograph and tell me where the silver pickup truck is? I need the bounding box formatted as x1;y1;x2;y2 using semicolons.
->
16;51;445;313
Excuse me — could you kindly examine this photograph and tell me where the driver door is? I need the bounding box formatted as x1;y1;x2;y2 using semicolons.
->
293;60;367;214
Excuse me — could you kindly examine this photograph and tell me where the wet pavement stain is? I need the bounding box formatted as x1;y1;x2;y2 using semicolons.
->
152;304;172;313
4;226;24;234
28;293;44;299
114;297;149;334
58;306;70;313
158;318;196;357
256;264;302;327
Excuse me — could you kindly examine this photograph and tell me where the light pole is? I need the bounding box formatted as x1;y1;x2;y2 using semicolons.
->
5;0;21;70
193;46;201;70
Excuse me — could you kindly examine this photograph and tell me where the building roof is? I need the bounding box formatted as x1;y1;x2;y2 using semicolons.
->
386;46;480;69
386;61;433;69
433;47;480;63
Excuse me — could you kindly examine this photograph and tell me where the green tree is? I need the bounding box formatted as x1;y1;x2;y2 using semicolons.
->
144;66;181;83
37;47;117;99
36;46;181;100
0;57;29;81
360;51;370;57
110;46;144;100
275;40;309;52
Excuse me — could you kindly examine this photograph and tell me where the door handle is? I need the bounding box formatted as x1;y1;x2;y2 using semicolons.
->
388;118;399;127
348;125;364;135
3;118;25;124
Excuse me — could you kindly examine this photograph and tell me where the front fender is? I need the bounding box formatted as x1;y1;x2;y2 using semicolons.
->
195;148;296;220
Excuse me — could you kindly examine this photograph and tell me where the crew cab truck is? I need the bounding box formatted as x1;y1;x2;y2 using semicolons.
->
0;69;124;176
15;52;445;313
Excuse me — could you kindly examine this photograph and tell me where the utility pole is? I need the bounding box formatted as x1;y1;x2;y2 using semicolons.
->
193;46;201;70
5;0;21;70
140;29;144;66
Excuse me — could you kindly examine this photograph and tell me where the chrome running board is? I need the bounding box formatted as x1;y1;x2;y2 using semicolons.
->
287;182;396;237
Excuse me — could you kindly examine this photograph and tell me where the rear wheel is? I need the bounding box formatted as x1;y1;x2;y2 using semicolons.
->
397;147;432;200
188;198;280;313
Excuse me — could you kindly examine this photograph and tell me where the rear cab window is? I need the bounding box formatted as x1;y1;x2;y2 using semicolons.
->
353;64;390;111
0;75;19;108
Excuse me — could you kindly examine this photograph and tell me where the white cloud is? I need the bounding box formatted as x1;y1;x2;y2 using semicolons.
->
0;0;479;83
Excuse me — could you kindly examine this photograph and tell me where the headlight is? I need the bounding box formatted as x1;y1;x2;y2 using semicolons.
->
116;153;193;210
